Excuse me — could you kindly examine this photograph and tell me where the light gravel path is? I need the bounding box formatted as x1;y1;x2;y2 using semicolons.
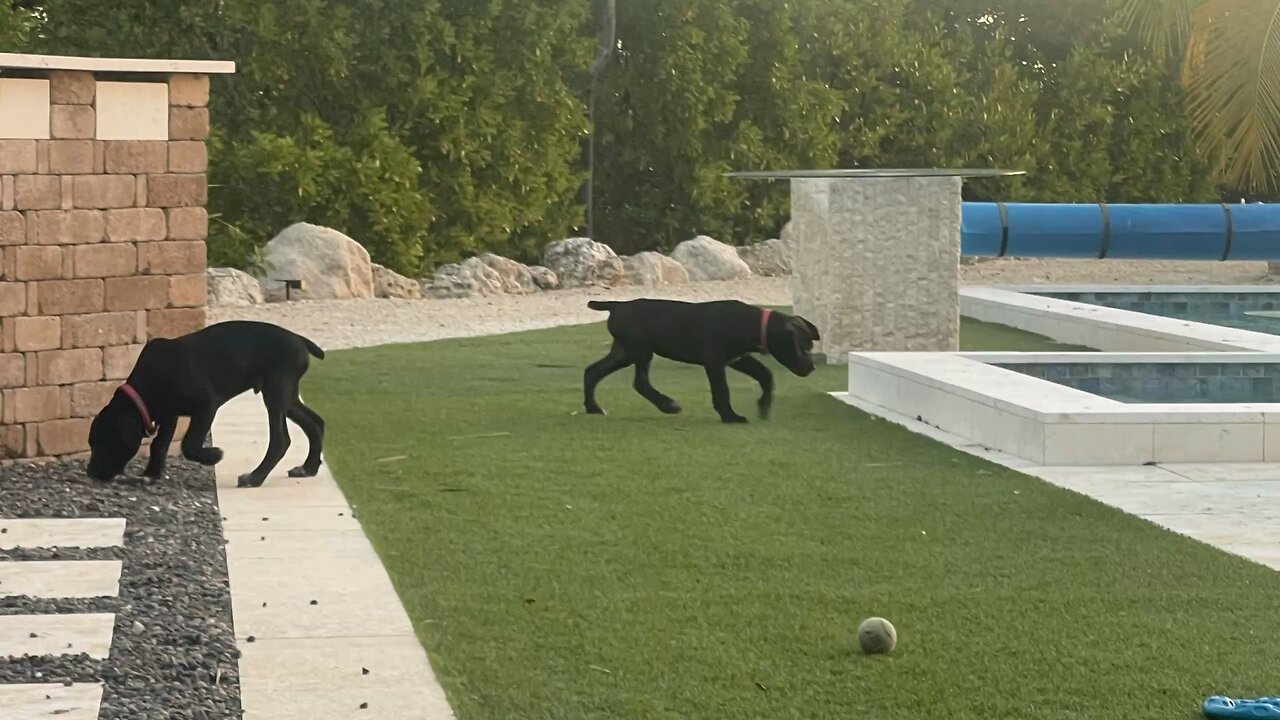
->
210;259;1279;351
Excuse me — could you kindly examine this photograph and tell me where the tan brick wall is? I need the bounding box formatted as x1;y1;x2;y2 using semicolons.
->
0;71;210;459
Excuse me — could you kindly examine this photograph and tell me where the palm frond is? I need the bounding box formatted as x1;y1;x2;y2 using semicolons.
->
1182;0;1280;191
1117;0;1201;59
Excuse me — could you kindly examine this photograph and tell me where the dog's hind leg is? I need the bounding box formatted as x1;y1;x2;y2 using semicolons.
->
286;400;324;478
705;364;748;424
237;377;295;488
583;341;633;415
632;353;681;414
728;356;775;420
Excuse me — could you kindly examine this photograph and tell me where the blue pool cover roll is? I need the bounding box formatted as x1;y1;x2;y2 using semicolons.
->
959;202;1280;260
1203;696;1280;719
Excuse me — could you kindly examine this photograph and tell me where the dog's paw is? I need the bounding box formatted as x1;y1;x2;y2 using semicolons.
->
721;414;749;424
658;399;682;415
141;467;167;480
585;406;607;416
758;397;773;420
236;473;265;488
287;464;320;478
187;446;223;465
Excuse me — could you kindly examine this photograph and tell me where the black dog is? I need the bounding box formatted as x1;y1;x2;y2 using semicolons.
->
86;320;326;488
582;299;821;423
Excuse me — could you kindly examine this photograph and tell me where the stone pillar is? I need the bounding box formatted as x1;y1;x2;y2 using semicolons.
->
0;54;234;459
788;176;962;362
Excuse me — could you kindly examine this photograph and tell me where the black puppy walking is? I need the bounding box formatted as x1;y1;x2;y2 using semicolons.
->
87;320;326;488
583;299;821;423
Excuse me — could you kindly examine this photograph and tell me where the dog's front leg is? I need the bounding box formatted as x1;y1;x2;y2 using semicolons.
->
705;364;747;424
180;409;223;466
728;356;774;419
142;416;179;478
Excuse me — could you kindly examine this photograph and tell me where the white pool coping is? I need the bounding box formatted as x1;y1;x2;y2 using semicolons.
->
960;286;1280;353
841;351;1280;465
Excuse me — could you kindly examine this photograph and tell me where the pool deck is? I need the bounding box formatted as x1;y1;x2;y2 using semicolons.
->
837;392;1280;572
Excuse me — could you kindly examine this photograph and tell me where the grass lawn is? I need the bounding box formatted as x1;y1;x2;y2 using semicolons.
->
306;316;1279;720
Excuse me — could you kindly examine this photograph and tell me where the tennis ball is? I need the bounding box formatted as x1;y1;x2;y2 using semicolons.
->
857;616;897;655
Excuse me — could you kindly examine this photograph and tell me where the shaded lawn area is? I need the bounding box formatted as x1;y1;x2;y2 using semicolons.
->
306;317;1277;720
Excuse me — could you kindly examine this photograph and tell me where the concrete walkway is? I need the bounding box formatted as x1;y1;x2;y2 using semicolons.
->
0;517;122;720
835;393;1280;572
212;392;455;720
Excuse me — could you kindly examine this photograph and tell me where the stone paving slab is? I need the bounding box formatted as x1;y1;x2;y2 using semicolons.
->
223;529;378;561
0;519;126;550
213;391;456;720
239;636;454;720
0;613;115;659
0;682;103;720
0;561;122;599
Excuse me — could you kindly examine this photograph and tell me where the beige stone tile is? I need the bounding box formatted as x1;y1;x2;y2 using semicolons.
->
0;683;102;720
0;518;125;550
0;613;114;659
0;561;121;599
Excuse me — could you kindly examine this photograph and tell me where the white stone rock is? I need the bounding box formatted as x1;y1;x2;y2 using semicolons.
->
620;251;690;287
529;266;559;290
425;257;505;299
206;267;263;307
477;253;537;294
372;264;421;299
736;238;791;277
260;223;374;301
672;235;752;282
542;237;623;288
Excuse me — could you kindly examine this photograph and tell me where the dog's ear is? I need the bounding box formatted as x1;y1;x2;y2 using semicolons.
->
794;316;820;341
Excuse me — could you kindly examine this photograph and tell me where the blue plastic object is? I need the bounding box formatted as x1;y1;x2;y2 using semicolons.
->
1203;696;1280;719
959;202;1280;261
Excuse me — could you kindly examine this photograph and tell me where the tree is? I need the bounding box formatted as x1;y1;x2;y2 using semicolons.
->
1120;0;1280;192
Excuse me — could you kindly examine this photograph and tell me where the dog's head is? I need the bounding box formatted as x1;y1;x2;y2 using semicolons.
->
86;392;147;481
768;314;821;377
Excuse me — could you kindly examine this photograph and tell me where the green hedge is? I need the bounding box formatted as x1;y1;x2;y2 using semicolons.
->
1;0;1220;275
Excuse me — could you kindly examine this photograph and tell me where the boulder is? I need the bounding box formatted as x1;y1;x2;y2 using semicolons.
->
372;263;421;299
620;251;690;287
477;253;537;294
735;238;791;276
671;235;752;281
424;257;504;299
529;266;559;290
542;237;623;288
205;267;263;307
260;223;374;300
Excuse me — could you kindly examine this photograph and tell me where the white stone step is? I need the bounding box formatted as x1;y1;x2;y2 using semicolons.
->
0;613;115;659
0;683;103;720
0;561;122;599
0;519;126;550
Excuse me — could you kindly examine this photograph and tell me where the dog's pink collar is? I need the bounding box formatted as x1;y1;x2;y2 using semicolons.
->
119;383;158;437
759;309;772;353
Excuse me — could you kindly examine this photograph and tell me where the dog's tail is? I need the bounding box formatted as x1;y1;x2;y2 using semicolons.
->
299;334;326;360
587;300;619;312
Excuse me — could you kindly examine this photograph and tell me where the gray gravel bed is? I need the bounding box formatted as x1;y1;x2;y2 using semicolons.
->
0;457;242;720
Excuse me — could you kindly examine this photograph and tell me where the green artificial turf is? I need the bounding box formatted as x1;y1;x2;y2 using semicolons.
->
305;317;1279;720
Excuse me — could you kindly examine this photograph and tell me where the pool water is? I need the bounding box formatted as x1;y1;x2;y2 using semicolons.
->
1035;290;1280;335
993;361;1280;404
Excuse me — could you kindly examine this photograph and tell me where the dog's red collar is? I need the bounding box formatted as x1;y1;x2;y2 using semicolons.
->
119;383;158;437
759;308;772;353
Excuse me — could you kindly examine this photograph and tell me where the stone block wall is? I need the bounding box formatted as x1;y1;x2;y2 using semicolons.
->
0;68;213;459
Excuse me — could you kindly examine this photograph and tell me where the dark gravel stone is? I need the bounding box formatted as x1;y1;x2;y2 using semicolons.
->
0;456;243;719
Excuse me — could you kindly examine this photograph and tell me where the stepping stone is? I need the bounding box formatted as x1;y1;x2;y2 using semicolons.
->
0;683;103;720
0;561;122;599
0;613;115;659
0;519;126;550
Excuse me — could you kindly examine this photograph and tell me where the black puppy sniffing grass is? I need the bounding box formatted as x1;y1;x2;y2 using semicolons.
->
582;299;821;423
86;320;326;488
